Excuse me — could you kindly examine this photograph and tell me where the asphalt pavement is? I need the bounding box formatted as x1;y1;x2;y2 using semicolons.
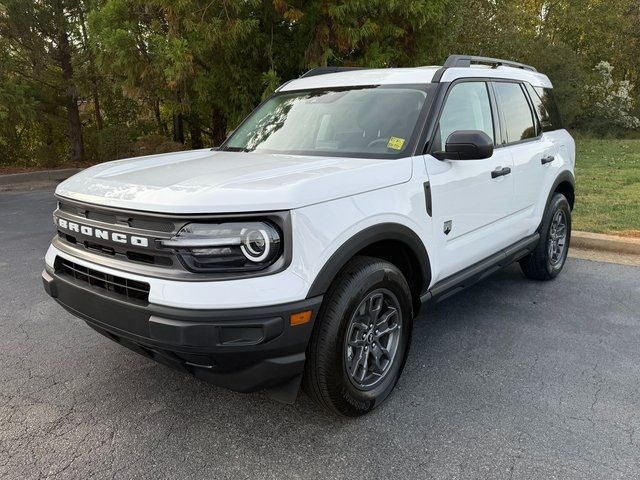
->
1;188;639;479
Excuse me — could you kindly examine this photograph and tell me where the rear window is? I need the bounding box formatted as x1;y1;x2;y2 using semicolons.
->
530;86;563;131
493;82;536;143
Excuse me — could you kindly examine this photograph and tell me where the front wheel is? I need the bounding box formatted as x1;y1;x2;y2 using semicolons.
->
520;193;572;280
303;256;413;416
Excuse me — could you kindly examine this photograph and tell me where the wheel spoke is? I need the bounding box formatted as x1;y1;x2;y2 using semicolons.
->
348;346;365;376
375;322;399;340
370;344;385;373
347;322;368;347
379;345;390;361
352;320;368;331
367;293;384;323
359;351;370;383
375;307;397;328
347;337;366;347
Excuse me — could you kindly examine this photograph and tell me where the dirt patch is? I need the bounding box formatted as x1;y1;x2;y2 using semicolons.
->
615;230;640;239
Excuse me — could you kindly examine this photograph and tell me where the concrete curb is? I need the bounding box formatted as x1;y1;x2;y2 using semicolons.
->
571;231;640;255
0;168;81;189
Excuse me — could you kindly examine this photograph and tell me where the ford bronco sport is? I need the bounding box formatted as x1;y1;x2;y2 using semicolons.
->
43;55;575;416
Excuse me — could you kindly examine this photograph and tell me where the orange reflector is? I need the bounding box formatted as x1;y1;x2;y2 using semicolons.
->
290;310;312;326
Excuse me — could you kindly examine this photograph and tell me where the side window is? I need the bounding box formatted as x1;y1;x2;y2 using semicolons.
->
437;82;494;150
533;86;563;131
494;82;536;143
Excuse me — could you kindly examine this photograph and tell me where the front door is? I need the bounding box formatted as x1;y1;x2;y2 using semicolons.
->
424;80;517;280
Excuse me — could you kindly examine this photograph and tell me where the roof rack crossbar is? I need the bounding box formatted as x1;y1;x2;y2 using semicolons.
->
443;55;537;72
300;66;370;78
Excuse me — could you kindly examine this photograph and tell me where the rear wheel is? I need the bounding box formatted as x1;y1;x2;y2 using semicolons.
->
304;256;413;416
520;193;571;280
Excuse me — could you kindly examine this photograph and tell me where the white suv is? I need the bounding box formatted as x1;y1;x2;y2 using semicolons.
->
42;55;575;416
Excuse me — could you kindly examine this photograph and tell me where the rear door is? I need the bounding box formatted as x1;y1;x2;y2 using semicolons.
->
424;80;517;280
492;81;555;238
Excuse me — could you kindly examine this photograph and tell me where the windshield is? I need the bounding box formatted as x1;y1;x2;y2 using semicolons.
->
222;85;432;158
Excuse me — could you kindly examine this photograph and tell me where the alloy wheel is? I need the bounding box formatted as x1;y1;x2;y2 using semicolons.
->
344;289;402;390
548;209;568;266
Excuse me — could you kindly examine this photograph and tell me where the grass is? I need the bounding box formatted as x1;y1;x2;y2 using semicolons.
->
573;138;640;236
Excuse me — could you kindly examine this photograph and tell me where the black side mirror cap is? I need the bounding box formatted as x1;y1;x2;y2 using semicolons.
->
434;130;494;160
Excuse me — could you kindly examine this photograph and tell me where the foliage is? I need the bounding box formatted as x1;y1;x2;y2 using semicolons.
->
580;61;640;134
0;0;639;167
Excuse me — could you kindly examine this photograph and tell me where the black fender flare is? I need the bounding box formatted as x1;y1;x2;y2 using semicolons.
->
535;170;575;235
546;170;575;210
306;222;431;299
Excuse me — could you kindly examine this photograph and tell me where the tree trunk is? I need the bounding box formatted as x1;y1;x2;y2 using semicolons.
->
92;87;104;130
42;123;58;169
154;99;167;135
172;91;184;143
78;3;103;130
56;2;84;164
211;109;227;147
189;116;203;149
172;113;184;143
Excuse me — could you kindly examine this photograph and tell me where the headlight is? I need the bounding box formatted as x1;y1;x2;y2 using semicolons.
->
160;222;282;273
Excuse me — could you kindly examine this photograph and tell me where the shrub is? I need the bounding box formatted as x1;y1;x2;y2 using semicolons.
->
127;135;186;157
580;61;640;135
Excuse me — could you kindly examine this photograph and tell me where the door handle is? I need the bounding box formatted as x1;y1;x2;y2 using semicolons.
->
491;167;511;178
541;155;555;164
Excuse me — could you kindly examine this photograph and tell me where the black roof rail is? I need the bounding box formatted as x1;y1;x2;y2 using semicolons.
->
300;66;369;78
432;54;537;82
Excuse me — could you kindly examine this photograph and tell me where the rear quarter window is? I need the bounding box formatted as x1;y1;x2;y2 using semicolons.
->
528;85;563;132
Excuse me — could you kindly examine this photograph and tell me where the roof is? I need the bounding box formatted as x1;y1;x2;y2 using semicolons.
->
279;64;552;92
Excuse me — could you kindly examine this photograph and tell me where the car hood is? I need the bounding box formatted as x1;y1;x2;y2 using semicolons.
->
55;149;413;213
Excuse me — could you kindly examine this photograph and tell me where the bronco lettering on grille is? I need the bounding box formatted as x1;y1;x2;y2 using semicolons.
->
56;217;149;247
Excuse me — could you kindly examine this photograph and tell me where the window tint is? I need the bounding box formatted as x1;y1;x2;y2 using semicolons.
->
494;82;536;143
532;86;563;131
437;82;494;149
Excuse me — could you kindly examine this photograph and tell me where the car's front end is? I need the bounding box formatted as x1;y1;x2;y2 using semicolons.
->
43;194;325;398
42;79;435;405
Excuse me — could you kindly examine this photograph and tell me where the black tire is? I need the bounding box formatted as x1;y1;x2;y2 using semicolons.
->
303;256;413;416
520;193;572;280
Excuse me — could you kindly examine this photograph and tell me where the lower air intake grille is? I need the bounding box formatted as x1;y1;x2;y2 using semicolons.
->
55;257;150;304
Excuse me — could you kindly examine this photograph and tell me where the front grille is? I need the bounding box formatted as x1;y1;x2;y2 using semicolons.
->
55;257;150;304
58;201;175;233
86;210;118;224
57;231;174;267
129;218;175;233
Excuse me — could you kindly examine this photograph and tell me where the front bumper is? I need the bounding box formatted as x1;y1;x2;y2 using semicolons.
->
42;265;322;394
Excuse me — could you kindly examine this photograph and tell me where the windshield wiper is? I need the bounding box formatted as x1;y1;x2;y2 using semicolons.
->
220;146;247;152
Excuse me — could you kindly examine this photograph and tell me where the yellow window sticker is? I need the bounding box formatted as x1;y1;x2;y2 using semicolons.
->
387;136;405;150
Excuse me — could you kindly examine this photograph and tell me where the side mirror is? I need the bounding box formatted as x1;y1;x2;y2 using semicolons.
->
435;130;494;160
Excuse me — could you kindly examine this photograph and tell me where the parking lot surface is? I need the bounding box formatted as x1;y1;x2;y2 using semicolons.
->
1;188;639;479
